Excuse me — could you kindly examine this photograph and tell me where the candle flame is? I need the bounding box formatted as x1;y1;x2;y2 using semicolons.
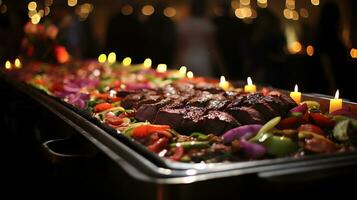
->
98;53;107;63
5;60;11;69
157;64;167;73
247;77;253;85
14;58;22;68
335;90;339;99
294;84;298;92
107;52;116;64
187;71;194;78
220;76;226;83
179;66;187;75
143;58;152;68
122;57;132;66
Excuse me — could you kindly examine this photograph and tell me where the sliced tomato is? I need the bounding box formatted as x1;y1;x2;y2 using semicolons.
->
132;124;171;138
147;137;168;153
169;146;185;161
93;92;109;100
94;103;112;112
309;113;335;128
298;124;325;136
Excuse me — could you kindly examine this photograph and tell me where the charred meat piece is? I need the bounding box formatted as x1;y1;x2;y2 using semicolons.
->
199;111;240;135
135;98;173;122
121;92;145;109
194;82;224;94
132;94;162;109
206;99;230;111
154;106;206;134
180;107;206;133
186;91;213;107
226;106;265;124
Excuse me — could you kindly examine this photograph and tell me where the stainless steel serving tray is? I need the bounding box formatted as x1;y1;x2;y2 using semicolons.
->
2;72;357;185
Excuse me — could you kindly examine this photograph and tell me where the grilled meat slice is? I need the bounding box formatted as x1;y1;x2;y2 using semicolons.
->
199;111;240;135
135;98;173;122
226;106;265;124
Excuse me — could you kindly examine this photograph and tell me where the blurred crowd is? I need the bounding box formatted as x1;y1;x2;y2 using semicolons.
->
1;0;356;100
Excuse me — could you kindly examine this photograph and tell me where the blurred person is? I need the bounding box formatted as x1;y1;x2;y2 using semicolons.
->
212;0;249;80
51;8;81;58
312;2;353;99
249;8;286;86
174;0;224;77
144;4;176;67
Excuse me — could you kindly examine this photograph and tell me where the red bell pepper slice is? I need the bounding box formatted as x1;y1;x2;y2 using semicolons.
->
298;124;325;136
132;124;171;138
169;146;185;161
309;113;335;128
304;137;337;153
94;103;113;112
147;137;169;153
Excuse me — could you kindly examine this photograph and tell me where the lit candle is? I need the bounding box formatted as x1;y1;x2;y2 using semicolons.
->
98;53;107;63
187;71;194;79
290;84;301;104
14;58;22;69
122;57;132;66
244;77;256;93
107;52;116;64
219;76;230;91
329;90;343;113
143;58;152;69
178;66;187;77
157;64;167;73
5;60;11;70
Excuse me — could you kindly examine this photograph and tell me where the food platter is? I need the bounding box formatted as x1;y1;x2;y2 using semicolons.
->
2;60;357;186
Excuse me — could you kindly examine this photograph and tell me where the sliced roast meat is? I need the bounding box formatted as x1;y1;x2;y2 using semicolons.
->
206;99;230;111
199;111;240;135
154;108;186;131
226;106;265;124
135;98;173;122
121;92;145;109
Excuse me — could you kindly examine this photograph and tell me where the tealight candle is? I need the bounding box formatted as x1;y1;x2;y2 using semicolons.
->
157;64;167;73
244;77;256;93
107;52;116;64
122;57;132;66
187;71;194;79
329;90;343;113
179;66;187;77
14;58;22;69
219;76;230;91
98;53;107;63
143;58;152;69
5;60;11;70
290;84;301;104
